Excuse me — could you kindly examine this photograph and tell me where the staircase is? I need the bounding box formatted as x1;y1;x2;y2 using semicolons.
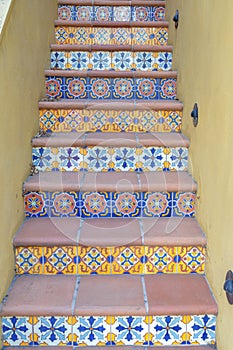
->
0;0;217;349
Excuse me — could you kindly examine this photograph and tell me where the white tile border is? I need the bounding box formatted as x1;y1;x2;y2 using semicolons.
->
0;0;13;34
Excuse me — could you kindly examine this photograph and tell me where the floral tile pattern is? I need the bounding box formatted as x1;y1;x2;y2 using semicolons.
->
15;247;43;274
186;314;216;345
2;317;34;347
39;108;183;133
55;26;168;46
58;5;166;22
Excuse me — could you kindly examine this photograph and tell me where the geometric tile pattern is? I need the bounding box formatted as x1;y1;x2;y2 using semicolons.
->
55;26;168;46
39;108;183;133
24;191;196;218
32;146;188;172
2;314;216;346
58;5;166;22
51;50;173;71
45;76;177;100
15;245;205;275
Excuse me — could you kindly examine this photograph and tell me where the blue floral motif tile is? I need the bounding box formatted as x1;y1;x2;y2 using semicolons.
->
159;78;177;100
187;315;216;345
113;6;131;21
155;28;168;45
172;192;196;217
135;78;158;100
166;147;188;171
132;6;150;22
111;316;148;345
58;147;82;171
93;28;111;45
114;111;133;131
68;52;89;70
112;28;131;45
81;192;111;218
134;52;154;71
150;315;187;345
32;147;59;172
141;192;172;217
112;192;141;217
138;147;166;171
66;77;88;99
89;78;112;99
34;316;72;346
83;147;112;172
50;192;80;217
2;317;33;346
112;78;134;99
73;316;111;346
156;52;173;71
58;5;72;20
94;6;113;21
46;77;63;99
152;6;166;21
55;27;69;44
111;147;137;171
112;51;133;71
51;51;67;69
90;51;111;70
24;191;50;217
76;6;92;21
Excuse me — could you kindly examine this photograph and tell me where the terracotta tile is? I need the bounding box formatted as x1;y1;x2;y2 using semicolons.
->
142;217;206;246
79;218;142;246
0;275;77;316
32;132;85;147
145;274;218;316
137;132;189;147
14;218;81;246
81;172;140;192
84;132;137;147
24;172;85;192
75;275;146;315
139;171;197;192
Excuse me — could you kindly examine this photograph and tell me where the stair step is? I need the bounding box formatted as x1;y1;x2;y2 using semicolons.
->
14;217;207;275
57;2;166;23
55;22;168;46
1;274;217;346
3;347;217;350
50;47;172;71
31;132;189;172
39;99;183;133
23;171;197;218
45;70;177;100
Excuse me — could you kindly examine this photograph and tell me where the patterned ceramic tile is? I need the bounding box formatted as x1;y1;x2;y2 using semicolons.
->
135;78;158;99
2;317;34;346
90;51;111;70
153;6;166;21
145;246;173;273
67;51;90;70
112;192;141;217
58;6;72;20
149;315;187;346
92;27;112;45
76;6;93;21
44;246;77;274
66;77;88;99
113;6;131;21
172;192;196;217
73;316;111;346
50;192;80;217
32;147;59;172
112;51;134;71
141;192;172;217
89;78;112;99
165;147;188;171
186;315;216;345
82;147;112;172
33;316;73;346
78;246;111;274
15;247;43;274
111;147;138;171
160;78;177;99
137;147;166;171
111;28;131;45
176;246;206;273
45;77;63;99
58;147;83;171
81;192;111;218
51;51;67;69
112;78;134;99
39;110;60;132
24;191;50;217
94;6;113;21
132;6;150;22
111;246;145;274
111;316;149;345
156;52;173;71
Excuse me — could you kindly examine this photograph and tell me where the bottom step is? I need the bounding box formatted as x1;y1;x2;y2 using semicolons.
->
3;346;216;349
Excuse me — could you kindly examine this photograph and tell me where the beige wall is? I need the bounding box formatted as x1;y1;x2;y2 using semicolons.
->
0;0;57;303
166;1;233;349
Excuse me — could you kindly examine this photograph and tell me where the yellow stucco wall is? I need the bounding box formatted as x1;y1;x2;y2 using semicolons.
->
166;1;233;349
0;0;57;303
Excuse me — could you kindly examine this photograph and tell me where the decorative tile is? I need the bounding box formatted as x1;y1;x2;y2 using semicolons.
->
73;316;111;346
112;111;134;131
111;316;149;345
66;77;88;99
112;78;134;99
46;77;63;99
94;6;112;21
160;78;177;99
137;147;166;171
51;51;67;69
155;28;169;45
149;315;187;346
176;246;206;273
156;52;173;71
55;27;69;44
15;247;43;274
112;51;134;71
90;51;111;70
111;28;131;45
113;6;131;21
145;246;172;273
172;192;196;217
76;6;92;21
93;28;111;45
89;78;111;99
165;147;188;171
24;191;50;217
90;110;109;131
111;147;137;171
81;192;111;218
39;110;59;133
2;316;34;346
44;246;77;274
164;111;182;132
50;192;80;217
111;246;144;274
112;192;141;217
134;52;154;71
133;6;150;22
67;51;90;70
153;6;166;21
78;246;111;274
135;78;158;99
33;316;73;346
141;192;172;217
58;147;83;171
32;147;59;172
82;147;112;172
186;315;216;345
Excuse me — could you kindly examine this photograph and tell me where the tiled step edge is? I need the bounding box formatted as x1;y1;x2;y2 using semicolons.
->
58;0;166;5
55;19;169;27
3;347;217;350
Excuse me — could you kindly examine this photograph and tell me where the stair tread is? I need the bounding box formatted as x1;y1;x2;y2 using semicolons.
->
0;274;217;316
45;69;177;78
14;217;207;247
24;171;197;192
4;347;215;350
32;132;189;147
58;0;166;5
55;19;169;27
39;99;183;111
51;44;173;52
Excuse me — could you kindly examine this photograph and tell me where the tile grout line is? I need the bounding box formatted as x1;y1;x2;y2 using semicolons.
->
139;217;144;245
72;276;81;316
141;275;149;314
76;219;84;245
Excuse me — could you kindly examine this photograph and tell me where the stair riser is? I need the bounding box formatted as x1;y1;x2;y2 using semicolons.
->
51;50;172;72
15;245;206;275
24;191;196;218
58;5;166;22
2;314;216;347
32;146;188;172
39;108;182;133
55;26;168;46
45;77;177;100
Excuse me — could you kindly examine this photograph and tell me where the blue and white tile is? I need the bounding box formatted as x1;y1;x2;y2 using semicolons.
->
83;147;112;171
58;147;83;171
112;51;133;71
68;52;89;70
2;317;33;346
51;51;67;69
156;52;173;71
186;315;216;345
111;316;148;345
138;147;166;171
90;51;111;70
166;147;188;171
113;7;131;21
111;147;137;171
